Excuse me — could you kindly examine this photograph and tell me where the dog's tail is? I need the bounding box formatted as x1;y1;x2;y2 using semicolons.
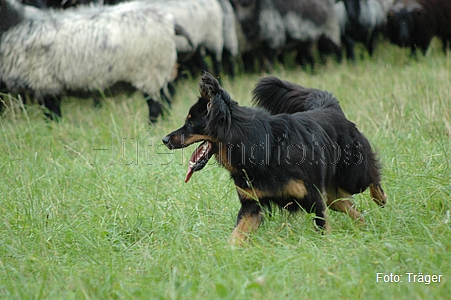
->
251;76;341;114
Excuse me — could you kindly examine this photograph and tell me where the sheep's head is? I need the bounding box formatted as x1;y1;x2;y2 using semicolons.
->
386;5;418;48
0;0;24;34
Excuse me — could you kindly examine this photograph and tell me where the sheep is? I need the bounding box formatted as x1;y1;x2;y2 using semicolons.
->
386;0;451;56
316;1;347;64
231;0;285;72
144;0;224;79
0;0;179;122
231;0;341;72
217;0;239;77
339;0;395;60
20;0;121;9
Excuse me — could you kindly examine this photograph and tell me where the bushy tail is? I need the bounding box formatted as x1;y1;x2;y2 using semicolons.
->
251;76;341;114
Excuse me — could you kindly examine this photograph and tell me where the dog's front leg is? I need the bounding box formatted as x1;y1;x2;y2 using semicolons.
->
229;199;263;246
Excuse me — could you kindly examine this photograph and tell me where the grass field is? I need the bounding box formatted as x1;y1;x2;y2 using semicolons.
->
1;40;450;299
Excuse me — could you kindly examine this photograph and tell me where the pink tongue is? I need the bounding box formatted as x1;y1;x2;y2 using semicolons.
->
184;142;207;183
185;168;194;183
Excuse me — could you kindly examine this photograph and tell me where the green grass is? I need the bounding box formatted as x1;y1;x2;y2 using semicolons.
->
1;40;450;299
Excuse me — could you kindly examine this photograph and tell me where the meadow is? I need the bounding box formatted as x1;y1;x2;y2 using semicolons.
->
1;40;450;299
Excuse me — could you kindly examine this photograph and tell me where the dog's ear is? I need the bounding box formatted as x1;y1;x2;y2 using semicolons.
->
210;92;231;126
199;72;221;100
199;72;234;134
199;72;232;120
207;93;232;139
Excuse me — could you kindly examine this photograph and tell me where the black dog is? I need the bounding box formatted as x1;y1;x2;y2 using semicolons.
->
162;72;386;245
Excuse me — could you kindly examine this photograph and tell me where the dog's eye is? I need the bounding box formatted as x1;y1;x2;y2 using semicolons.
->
188;121;194;127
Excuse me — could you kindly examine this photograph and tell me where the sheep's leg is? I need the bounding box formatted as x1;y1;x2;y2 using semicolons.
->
366;30;381;57
409;46;417;57
295;43;315;71
343;35;356;61
185;50;209;78
211;56;222;80
167;81;177;100
332;41;343;63
159;86;172;108
145;96;162;123
40;95;61;120
242;51;256;73
263;47;278;73
442;37;450;53
92;96;102;109
205;49;222;80
222;49;236;78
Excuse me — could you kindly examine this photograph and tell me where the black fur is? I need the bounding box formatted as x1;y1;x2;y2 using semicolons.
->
252;76;382;196
163;72;386;244
387;0;451;56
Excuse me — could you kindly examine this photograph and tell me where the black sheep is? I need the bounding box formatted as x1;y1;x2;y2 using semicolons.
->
339;0;394;60
387;0;451;55
231;0;340;72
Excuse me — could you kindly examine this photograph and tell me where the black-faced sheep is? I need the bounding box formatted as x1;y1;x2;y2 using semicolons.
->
386;0;451;55
339;0;395;60
231;0;340;72
0;0;179;122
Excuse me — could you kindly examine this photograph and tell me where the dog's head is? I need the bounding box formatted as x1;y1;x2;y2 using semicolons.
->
162;72;235;182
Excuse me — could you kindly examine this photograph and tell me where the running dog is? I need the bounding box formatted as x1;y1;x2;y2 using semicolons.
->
162;72;386;245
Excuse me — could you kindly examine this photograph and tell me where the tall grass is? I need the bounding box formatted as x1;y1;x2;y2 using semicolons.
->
1;40;450;299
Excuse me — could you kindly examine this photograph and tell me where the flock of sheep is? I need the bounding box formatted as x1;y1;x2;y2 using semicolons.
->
1;0;450;122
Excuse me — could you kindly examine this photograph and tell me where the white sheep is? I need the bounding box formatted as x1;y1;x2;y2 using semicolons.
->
145;0;224;78
0;0;179;122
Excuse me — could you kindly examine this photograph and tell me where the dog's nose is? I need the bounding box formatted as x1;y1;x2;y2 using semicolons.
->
162;135;170;145
162;135;174;149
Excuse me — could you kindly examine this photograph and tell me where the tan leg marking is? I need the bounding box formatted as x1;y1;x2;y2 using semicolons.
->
370;183;387;207
231;179;308;244
229;213;263;246
326;188;364;224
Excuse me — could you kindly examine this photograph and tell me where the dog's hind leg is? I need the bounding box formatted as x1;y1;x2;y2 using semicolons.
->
313;192;330;233
370;184;387;207
326;188;364;224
